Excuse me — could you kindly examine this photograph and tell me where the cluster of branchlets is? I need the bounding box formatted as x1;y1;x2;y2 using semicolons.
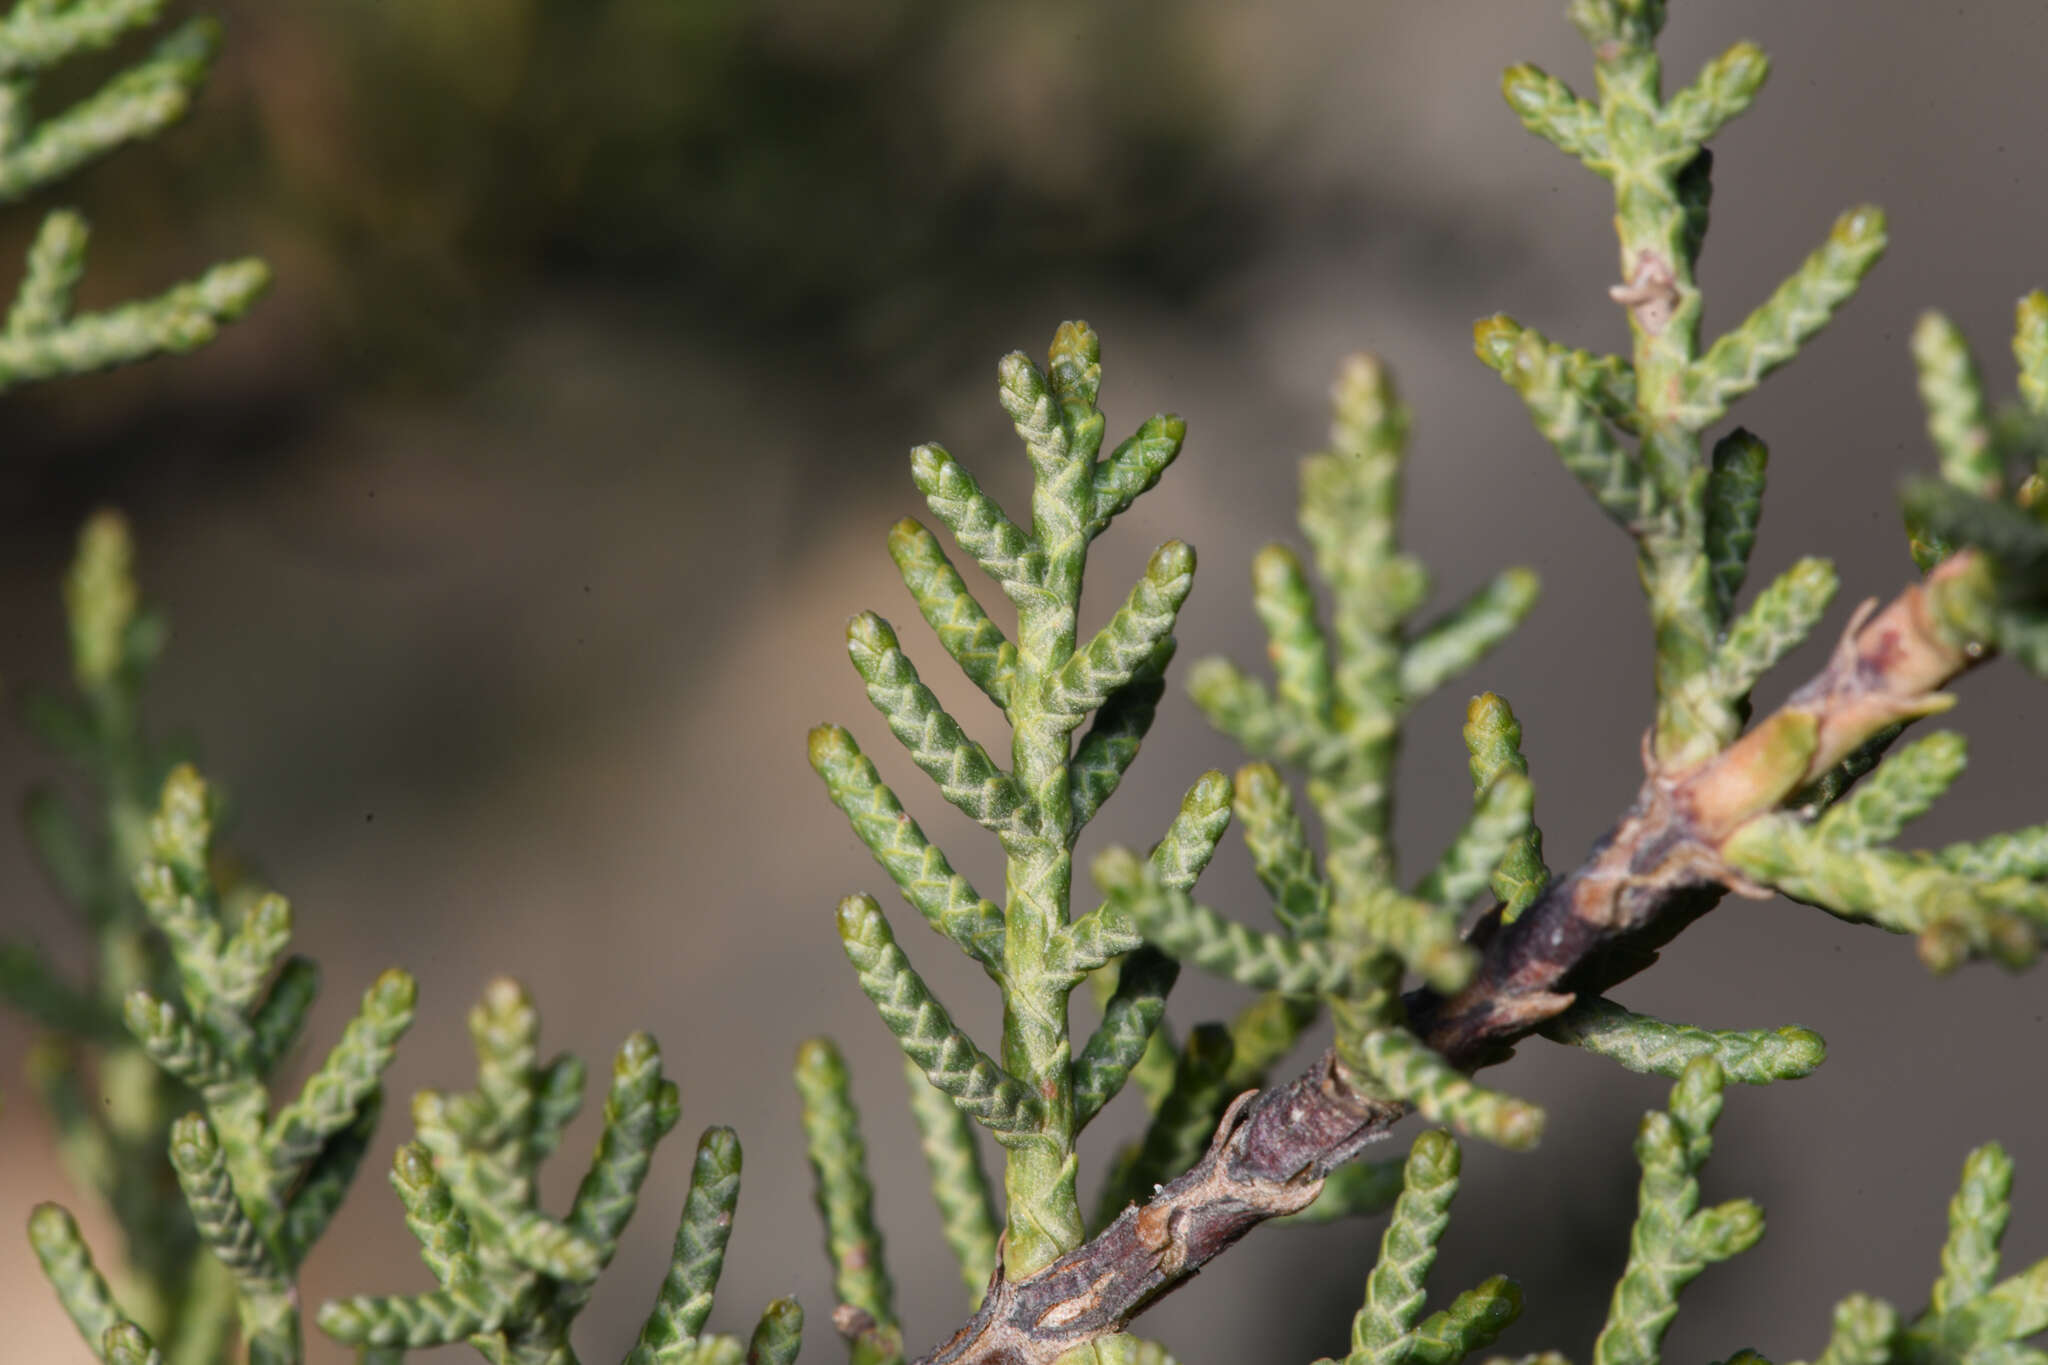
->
18;522;804;1365
19;3;2048;1365
867;2;2048;1363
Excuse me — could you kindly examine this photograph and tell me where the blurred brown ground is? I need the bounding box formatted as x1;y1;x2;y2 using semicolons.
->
5;2;2048;1361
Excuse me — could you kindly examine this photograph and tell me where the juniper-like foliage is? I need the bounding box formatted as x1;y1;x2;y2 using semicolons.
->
25;5;2048;1365
1749;1142;2048;1365
1071;355;1551;1211
30;761;414;1365
8;0;269;1331
8;515;242;1362
861;1;2048;1360
1311;1129;1521;1365
1425;1060;1765;1365
1491;3;1884;768
1065;348;1559;1170
809;320;1214;1359
0;0;266;391
1716;292;2048;974
317;980;799;1365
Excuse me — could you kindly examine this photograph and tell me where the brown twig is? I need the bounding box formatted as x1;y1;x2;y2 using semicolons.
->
906;555;1983;1365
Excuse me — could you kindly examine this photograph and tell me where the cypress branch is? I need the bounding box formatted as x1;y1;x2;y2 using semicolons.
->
1356;1030;1544;1151
1253;544;1334;723
909;443;1043;599
1094;846;1354;995
1049;541;1195;720
1336;1130;1463;1365
1399;569;1540;702
1935;1144;2014;1317
1089;414;1186;533
1594;1061;1763;1365
30;1203;130;1361
1069;642;1174;828
847;613;1029;839
1913;312;2002;498
1093;1023;1236;1231
1710;558;1840;703
1462;694;1548;920
1413;773;1534;912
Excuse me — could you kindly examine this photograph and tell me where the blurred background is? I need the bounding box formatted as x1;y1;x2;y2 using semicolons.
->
5;1;2048;1360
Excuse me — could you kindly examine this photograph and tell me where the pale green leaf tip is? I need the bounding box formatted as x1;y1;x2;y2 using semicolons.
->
807;722;855;768
1473;315;1521;371
1777;1026;1826;1075
104;1323;161;1365
1837;206;1887;248
367;967;418;1019
27;1199;81;1249
847;611;897;657
1149;539;1195;583
1184;767;1230;813
1499;63;1553;111
835;893;885;945
795;1035;844;1077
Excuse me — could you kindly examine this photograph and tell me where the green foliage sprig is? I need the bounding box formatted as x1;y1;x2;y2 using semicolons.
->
317;980;799;1365
1100;355;1549;1143
810;320;1216;1329
1492;0;1884;766
1310;1130;1521;1365
25;6;2048;1365
1714;295;2048;975
1413;1060;1766;1365
0;0;266;391
1897;292;2048;673
32;762;414;1365
8;515;231;1358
